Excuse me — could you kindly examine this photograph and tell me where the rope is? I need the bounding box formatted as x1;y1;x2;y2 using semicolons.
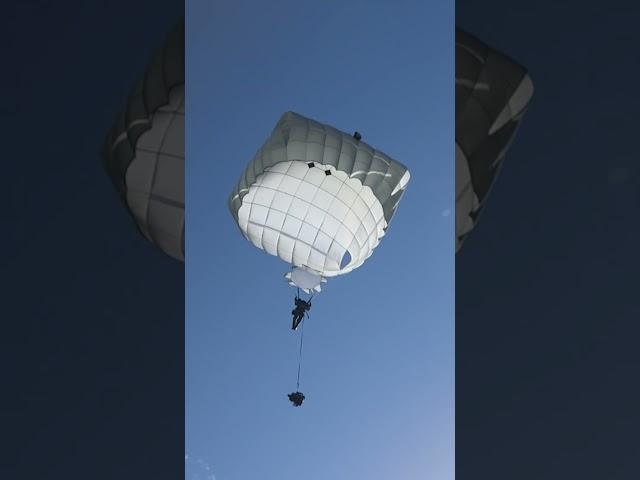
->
296;319;305;390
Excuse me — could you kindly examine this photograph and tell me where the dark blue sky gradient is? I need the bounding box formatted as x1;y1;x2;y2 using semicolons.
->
456;2;640;479
3;2;184;479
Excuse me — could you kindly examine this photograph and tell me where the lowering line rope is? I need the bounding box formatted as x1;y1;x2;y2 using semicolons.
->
296;316;305;391
293;281;314;392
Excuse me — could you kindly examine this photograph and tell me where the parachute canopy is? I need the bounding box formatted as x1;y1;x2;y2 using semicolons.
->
285;267;327;293
229;112;410;291
103;20;185;262
456;28;533;252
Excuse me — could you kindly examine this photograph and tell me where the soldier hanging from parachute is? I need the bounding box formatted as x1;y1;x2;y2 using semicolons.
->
229;112;411;406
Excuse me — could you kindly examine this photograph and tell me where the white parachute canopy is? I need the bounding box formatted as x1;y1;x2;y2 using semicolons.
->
103;21;185;262
455;28;534;253
285;267;327;294
229;112;410;292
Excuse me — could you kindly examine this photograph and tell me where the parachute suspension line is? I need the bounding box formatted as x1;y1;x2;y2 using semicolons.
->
296;319;305;391
305;293;314;318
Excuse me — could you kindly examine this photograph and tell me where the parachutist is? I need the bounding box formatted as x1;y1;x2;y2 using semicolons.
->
291;296;311;330
288;391;305;407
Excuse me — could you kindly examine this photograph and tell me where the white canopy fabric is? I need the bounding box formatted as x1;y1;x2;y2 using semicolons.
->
229;112;410;289
285;267;326;294
103;21;185;262
456;29;534;253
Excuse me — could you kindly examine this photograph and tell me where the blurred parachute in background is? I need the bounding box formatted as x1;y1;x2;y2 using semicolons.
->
456;28;534;252
229;112;410;293
103;20;185;262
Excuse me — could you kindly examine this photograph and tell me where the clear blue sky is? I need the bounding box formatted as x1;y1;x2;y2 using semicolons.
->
186;2;454;479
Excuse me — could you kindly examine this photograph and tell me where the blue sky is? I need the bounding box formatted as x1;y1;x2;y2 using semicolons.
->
186;1;454;479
